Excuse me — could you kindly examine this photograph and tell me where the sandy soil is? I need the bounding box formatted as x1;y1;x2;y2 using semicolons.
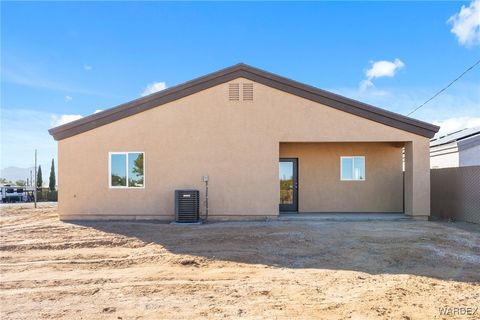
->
1;204;479;319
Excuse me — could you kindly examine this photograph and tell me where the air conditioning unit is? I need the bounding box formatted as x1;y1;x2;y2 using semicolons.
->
175;190;200;223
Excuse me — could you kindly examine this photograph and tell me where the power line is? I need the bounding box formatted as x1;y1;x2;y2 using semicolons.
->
407;58;480;116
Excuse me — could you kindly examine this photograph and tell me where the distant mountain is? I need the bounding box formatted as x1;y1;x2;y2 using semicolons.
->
1;166;35;183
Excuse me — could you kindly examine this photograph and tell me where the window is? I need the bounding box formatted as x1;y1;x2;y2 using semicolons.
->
109;152;144;188
341;156;365;181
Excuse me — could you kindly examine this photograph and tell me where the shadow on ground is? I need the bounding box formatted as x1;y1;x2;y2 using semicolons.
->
73;219;480;282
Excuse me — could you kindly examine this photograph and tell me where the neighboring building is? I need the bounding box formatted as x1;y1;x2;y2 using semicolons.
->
49;63;439;221
430;127;480;169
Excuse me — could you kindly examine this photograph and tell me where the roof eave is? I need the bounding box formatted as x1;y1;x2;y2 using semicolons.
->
49;63;440;140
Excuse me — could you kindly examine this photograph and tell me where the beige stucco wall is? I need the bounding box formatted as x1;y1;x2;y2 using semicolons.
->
57;77;430;220
280;142;403;212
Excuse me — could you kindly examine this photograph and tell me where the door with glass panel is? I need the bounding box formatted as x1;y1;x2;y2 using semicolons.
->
279;158;298;212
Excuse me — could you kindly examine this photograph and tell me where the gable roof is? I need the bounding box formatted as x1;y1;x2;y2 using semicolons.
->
49;63;439;140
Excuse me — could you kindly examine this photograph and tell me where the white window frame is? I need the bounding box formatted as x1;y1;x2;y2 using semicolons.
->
340;156;366;181
108;152;145;189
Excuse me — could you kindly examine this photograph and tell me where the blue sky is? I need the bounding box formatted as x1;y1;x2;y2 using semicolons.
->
1;1;479;174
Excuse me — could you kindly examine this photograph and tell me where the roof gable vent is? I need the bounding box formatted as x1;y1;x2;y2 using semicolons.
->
228;83;240;101
242;83;253;101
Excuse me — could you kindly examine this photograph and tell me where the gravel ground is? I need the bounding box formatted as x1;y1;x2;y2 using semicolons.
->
1;204;479;319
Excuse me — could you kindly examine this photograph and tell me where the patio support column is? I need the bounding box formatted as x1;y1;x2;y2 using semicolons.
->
404;140;430;219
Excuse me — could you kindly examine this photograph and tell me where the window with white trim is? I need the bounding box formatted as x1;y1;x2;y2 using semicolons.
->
340;156;365;181
109;152;144;188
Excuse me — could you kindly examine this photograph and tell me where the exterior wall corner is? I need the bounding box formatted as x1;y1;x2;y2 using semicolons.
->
404;139;431;217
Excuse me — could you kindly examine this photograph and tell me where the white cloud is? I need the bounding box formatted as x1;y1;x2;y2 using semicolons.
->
359;79;374;91
64;95;73;102
141;81;166;96
433;116;480;136
448;0;480;47
84;64;93;71
366;59;405;79
51;114;83;127
94;109;103;114
360;59;405;91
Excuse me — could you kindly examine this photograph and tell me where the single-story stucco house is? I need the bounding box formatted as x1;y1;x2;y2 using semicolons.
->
49;63;439;221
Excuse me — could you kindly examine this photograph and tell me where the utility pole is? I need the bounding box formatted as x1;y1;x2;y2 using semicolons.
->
34;149;37;208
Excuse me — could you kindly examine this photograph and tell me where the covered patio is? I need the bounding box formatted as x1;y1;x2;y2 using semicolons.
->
278;141;430;219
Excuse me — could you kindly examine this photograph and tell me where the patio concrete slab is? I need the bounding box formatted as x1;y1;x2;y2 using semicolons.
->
278;213;411;222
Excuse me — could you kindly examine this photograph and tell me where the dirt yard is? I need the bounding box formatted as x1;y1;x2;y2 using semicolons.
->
1;204;479;319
